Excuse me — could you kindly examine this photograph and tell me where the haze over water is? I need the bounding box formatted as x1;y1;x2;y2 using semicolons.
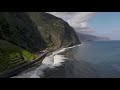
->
13;41;120;78
45;41;120;78
11;12;120;78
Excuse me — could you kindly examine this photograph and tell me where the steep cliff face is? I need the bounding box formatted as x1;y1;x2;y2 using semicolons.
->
0;12;80;72
28;12;80;49
0;12;80;51
0;12;46;52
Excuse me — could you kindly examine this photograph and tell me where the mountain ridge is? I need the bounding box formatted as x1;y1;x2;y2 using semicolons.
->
76;32;111;42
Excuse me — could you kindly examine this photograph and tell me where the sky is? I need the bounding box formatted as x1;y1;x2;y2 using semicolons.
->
47;12;120;40
89;12;120;40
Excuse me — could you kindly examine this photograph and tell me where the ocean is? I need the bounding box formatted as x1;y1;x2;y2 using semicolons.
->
12;41;120;78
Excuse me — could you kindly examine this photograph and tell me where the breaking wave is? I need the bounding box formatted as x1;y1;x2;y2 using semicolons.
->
11;44;81;78
30;44;81;78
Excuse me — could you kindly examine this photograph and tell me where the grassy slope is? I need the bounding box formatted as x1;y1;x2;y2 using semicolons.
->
0;39;36;72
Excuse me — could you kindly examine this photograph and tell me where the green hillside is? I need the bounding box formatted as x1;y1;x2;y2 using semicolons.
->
0;12;80;73
0;39;36;72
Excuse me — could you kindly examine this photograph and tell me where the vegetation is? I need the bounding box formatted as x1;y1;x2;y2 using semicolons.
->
0;12;46;52
0;12;80;73
0;40;36;72
28;12;80;49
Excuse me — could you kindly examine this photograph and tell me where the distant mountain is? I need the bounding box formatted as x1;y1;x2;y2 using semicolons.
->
76;32;111;42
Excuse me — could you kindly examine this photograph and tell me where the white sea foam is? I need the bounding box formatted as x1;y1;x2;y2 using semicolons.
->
30;71;40;78
30;44;82;78
52;55;68;67
42;55;54;65
12;44;82;78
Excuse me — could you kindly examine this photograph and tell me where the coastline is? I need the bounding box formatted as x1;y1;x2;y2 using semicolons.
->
0;47;64;78
0;44;82;78
29;44;82;78
0;53;47;78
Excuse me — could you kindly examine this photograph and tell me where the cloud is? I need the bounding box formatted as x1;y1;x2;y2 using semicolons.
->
108;29;120;40
47;12;96;34
111;29;120;33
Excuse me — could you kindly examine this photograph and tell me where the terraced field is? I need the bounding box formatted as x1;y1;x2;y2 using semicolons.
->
0;39;36;72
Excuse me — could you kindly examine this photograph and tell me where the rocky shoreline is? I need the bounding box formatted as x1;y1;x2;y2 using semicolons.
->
0;47;62;78
0;53;47;78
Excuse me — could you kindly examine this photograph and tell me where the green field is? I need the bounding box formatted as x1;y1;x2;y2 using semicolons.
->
0;40;36;72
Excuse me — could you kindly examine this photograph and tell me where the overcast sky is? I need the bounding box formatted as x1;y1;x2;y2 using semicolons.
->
47;12;120;40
